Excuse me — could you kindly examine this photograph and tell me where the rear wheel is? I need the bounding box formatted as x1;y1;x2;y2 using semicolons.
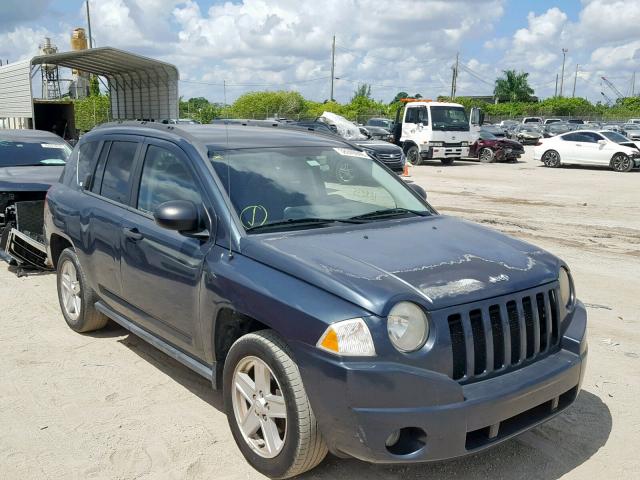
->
406;145;422;166
542;150;561;168
611;153;633;172
479;148;495;163
56;248;108;333
224;330;328;479
440;158;454;166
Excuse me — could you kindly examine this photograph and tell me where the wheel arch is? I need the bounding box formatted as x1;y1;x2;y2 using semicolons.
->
401;140;419;153
49;233;74;269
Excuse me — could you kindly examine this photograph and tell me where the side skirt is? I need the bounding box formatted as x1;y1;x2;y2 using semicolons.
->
95;301;217;386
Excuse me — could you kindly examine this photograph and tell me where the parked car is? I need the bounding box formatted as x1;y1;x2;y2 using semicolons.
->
45;121;587;479
468;130;524;162
567;119;585;126
510;124;544;144
1;129;71;268
366;117;395;130
543;118;562;125
161;118;201;125
621;123;640;140
628;118;640;124
534;129;640;172
543;122;573;138
359;125;394;142
479;124;506;138
522;117;543;124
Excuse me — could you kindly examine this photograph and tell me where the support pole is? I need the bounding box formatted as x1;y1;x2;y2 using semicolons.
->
330;35;335;102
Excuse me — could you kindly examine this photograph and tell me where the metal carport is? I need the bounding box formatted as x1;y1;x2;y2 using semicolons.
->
0;47;179;126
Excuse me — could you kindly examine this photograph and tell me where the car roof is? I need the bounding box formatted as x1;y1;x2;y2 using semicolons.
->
0;129;66;143
90;121;354;151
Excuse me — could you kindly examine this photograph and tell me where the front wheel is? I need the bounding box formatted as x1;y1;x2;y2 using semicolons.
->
611;153;633;172
479;148;495;163
542;150;561;168
224;330;328;479
440;158;454;166
406;145;422;166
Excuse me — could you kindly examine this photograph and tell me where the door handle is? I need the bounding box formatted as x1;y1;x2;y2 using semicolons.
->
123;227;144;241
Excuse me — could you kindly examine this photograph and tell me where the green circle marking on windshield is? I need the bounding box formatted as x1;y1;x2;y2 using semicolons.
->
240;205;268;228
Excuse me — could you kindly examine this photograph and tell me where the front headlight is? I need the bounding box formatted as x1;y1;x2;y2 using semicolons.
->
317;318;376;356
559;267;575;308
387;302;429;352
430;141;444;147
460;141;469;147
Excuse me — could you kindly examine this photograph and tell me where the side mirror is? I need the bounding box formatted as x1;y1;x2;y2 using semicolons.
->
597;139;607;146
409;183;427;200
154;200;200;232
479;110;485;126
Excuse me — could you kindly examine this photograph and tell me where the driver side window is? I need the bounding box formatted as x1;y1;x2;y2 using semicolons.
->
137;145;202;215
405;108;418;124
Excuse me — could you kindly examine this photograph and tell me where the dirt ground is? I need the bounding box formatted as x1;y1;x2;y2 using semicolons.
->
1;148;639;479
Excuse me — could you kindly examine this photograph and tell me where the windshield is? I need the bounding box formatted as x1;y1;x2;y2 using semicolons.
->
601;131;631;143
0;139;70;167
430;106;469;131
209;146;432;233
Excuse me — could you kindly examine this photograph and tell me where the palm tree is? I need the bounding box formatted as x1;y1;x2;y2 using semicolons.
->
494;70;534;102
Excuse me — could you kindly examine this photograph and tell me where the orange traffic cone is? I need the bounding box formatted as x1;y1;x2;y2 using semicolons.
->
402;162;410;177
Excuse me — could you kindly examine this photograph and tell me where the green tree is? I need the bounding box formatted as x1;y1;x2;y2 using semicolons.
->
391;91;409;104
230;91;307;119
494;70;534;103
89;75;100;97
351;83;372;101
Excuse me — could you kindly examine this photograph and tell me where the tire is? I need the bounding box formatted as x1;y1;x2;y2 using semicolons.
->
440;158;454;166
334;159;356;184
223;330;328;479
479;148;495;163
610;153;633;172
542;150;561;168
56;248;108;333
406;145;422;166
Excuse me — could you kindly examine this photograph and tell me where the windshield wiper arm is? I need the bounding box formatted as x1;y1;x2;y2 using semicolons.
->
349;208;429;220
246;217;364;233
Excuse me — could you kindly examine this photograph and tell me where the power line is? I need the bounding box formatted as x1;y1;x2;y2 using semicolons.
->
179;76;330;87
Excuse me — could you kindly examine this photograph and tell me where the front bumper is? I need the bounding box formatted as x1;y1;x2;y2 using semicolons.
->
422;145;470;160
293;302;587;463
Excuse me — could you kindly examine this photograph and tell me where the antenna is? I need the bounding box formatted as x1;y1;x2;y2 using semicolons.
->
223;79;233;259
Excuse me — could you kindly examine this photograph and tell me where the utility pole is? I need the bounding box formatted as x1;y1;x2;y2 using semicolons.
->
450;52;459;100
559;48;568;97
330;35;336;102
632;72;636;97
86;1;93;48
554;74;558;97
572;64;578;98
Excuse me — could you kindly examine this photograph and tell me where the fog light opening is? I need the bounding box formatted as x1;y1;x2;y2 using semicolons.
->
385;427;427;456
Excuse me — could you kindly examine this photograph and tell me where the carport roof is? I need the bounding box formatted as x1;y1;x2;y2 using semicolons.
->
30;47;178;78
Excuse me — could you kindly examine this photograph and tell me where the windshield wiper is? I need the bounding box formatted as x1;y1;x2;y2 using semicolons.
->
246;217;364;233
349;208;429;221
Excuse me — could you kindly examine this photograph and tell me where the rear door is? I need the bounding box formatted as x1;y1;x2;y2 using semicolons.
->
119;137;214;355
81;136;142;301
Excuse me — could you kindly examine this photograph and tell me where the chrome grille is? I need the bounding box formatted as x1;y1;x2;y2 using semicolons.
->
447;286;561;382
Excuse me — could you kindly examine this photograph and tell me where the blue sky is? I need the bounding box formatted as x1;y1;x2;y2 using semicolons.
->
1;0;638;103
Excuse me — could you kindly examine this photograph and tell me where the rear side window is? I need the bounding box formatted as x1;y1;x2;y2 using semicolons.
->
99;141;138;204
76;141;100;187
137;145;201;214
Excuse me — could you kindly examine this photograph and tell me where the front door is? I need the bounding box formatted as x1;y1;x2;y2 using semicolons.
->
119;138;214;355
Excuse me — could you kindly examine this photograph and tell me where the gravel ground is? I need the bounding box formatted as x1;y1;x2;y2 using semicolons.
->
1;147;639;479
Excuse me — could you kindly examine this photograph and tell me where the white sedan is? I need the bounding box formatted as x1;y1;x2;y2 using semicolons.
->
533;129;640;172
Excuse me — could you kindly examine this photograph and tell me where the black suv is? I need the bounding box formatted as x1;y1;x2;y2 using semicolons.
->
45;122;586;478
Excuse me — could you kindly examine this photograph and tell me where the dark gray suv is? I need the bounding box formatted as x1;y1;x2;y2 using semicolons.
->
45;122;587;478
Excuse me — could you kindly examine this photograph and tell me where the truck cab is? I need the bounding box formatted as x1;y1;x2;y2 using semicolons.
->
393;99;483;166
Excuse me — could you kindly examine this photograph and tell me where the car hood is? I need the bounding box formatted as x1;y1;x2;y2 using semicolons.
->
488;139;523;149
352;140;402;154
241;215;559;315
0;165;63;191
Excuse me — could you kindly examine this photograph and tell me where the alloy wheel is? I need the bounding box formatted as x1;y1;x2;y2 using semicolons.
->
232;356;287;459
543;150;560;167
60;260;81;321
612;154;631;172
